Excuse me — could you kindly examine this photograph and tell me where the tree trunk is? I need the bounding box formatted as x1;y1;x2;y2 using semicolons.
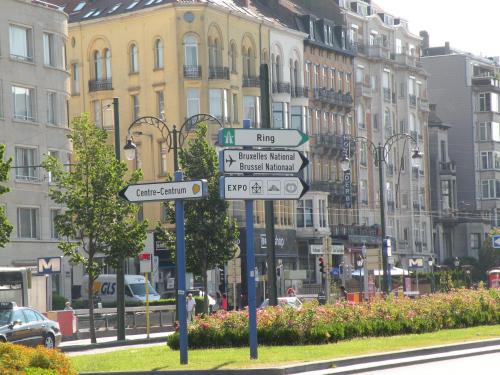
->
202;246;209;314
88;275;97;344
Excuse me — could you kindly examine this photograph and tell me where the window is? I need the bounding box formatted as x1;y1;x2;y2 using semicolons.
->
159;141;168;176
290;106;302;130
104;49;111;79
12;86;35;121
108;3;121;13
17;207;39;239
470;233;480;250
230;42;237;73
360;142;367;166
209;89;223;120
47;91;57;125
313;65;319;89
154;39;164;69
15;147;38;181
304;62;310;88
93;50;102;80
50;209;60;239
479;92;499;112
337;71;343;93
441;180;452;210
298;199;313;227
186;88;200;118
127;1;140;9
479;122;500;141
156;91;165;120
318;199;327;228
373;113;379;130
73;1;85;11
357;105;365;128
131;94;139;120
243;96;259;127
481;179;500;199
71;63;80;95
43;33;54;66
360;179;368;204
272;102;284;129
232;93;238;123
9;24;33;62
184;35;198;66
130;44;139;73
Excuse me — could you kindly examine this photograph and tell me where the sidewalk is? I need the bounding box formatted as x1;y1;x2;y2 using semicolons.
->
60;331;173;352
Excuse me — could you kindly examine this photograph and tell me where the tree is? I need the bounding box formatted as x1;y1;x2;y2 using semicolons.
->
158;124;238;313
0;144;13;247
43;114;148;343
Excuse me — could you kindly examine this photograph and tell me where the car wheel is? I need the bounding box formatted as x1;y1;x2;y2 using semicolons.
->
0;337;6;343
43;334;55;349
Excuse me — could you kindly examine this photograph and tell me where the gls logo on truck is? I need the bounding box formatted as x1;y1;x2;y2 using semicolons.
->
94;282;116;295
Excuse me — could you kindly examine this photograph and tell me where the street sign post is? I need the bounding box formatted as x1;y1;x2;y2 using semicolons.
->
218;128;309;148
492;235;500;249
119;180;208;202
220;149;308;174
220;176;308;200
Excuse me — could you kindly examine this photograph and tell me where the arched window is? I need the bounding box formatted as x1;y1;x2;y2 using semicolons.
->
242;47;249;77
294;60;299;87
130;43;138;73
214;38;221;66
154;39;164;69
275;54;281;83
184;35;198;66
246;47;253;77
104;48;111;80
271;54;276;83
289;59;294;90
93;50;102;80
230;42;237;73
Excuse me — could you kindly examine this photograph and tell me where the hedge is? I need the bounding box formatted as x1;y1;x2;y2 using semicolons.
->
167;288;500;349
0;343;76;375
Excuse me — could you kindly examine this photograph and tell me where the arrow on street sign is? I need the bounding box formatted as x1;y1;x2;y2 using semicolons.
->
119;180;208;203
218;128;309;148
220;176;309;200
220;149;308;174
493;235;500;249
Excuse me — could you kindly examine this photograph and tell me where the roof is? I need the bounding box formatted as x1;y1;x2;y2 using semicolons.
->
428;105;451;129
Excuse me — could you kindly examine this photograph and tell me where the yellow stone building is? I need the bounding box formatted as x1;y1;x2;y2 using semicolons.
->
63;1;277;226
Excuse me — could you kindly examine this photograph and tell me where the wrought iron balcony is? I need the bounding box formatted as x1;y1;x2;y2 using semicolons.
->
242;76;260;87
88;79;112;92
208;66;229;80
440;161;456;175
331;224;381;245
272;81;291;94
383;88;391;102
291;86;308;98
183;65;202;79
409;94;417;107
355;82;372;98
310;180;343;196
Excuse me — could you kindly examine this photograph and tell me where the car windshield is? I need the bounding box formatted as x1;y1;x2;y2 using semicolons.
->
129;283;156;296
0;310;12;325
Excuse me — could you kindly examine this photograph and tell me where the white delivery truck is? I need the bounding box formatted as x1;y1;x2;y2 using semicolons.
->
81;274;161;304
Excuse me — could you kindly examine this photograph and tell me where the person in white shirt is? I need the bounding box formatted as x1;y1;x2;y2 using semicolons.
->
186;293;196;323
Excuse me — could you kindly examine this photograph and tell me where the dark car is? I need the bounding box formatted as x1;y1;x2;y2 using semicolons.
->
0;302;61;348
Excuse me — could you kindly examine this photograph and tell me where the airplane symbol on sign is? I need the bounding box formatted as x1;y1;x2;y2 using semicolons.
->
226;155;236;167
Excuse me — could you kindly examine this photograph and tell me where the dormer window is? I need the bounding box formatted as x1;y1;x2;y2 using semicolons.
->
108;3;121;13
309;20;315;40
73;1;85;12
324;25;328;44
127;1;140;9
83;9;96;18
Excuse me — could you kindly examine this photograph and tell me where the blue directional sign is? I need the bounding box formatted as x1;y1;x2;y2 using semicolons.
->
492;235;500;249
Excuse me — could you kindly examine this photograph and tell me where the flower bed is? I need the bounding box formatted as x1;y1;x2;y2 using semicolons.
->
167;289;500;349
0;343;76;374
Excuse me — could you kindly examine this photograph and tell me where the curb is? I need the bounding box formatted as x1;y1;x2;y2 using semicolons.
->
79;337;500;375
61;336;168;353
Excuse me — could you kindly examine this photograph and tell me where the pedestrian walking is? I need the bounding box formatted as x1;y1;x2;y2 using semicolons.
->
64;301;73;311
220;293;228;311
186;293;196;323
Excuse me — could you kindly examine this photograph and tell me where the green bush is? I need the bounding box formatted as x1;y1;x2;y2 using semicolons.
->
0;342;76;375
167;288;500;349
51;295;67;311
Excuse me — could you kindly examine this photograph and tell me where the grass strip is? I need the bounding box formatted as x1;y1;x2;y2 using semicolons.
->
72;324;500;372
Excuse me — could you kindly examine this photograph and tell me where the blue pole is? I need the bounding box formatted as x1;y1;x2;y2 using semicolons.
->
243;119;258;359
175;170;188;365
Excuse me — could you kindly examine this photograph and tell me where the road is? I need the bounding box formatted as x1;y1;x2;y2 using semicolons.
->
356;351;500;374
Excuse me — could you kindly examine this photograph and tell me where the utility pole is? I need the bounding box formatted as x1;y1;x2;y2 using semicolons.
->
260;64;278;305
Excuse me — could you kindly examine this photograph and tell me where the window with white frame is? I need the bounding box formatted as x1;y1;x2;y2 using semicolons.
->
130;43;139;73
156;91;165;120
357;105;365;128
291;106;302;131
93;50;102;80
104;49;111;79
209;89;223;121
481;179;500;199
313;65;319;89
304;62;310;88
15;146;38;181
479;122;500;141
184;35;198;66
360;141;367;166
470;233;480;250
186;88;200;118
272;102;285;129
479;92;499;112
243;96;259;126
71;63;80;95
10;24;33;62
159;141;168;176
318;199;327;228
50;209;61;239
154;39;164;69
43;33;54;66
480;151;500;170
297;199;313;227
131;94;139;120
12;86;35;121
17;207;39;239
47;91;57;125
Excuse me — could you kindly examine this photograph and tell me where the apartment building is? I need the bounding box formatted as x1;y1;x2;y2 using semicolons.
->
422;39;497;260
0;0;71;296
339;0;433;268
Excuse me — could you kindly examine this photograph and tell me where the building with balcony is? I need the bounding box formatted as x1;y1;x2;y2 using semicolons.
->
0;0;71;297
340;0;433;268
428;104;490;261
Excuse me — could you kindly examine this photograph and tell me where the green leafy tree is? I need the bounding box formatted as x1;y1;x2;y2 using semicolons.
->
158;124;238;313
43;114;148;343
478;228;500;280
0;144;13;247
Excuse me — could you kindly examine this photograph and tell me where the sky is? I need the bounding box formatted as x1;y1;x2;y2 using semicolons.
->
374;0;500;58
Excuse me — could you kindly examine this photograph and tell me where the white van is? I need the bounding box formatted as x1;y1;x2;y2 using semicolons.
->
81;274;161;304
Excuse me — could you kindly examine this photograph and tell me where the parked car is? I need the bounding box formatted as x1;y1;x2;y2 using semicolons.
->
259;297;302;310
0;302;61;348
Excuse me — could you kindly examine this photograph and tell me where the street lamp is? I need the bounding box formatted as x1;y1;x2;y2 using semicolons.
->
453;257;460;268
340;133;423;294
356;255;364;298
428;256;435;293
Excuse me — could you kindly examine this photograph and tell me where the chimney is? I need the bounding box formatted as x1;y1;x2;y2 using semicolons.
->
419;30;429;50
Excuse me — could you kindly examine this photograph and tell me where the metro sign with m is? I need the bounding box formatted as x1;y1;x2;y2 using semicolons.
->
37;257;62;274
408;257;424;269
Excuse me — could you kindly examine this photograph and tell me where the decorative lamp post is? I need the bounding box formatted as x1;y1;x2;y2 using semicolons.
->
340;134;423;294
428;256;434;293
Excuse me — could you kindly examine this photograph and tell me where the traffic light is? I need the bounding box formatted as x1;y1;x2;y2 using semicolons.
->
319;257;325;274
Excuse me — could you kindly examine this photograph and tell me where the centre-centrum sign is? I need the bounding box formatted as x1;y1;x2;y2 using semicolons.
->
119;181;208;202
